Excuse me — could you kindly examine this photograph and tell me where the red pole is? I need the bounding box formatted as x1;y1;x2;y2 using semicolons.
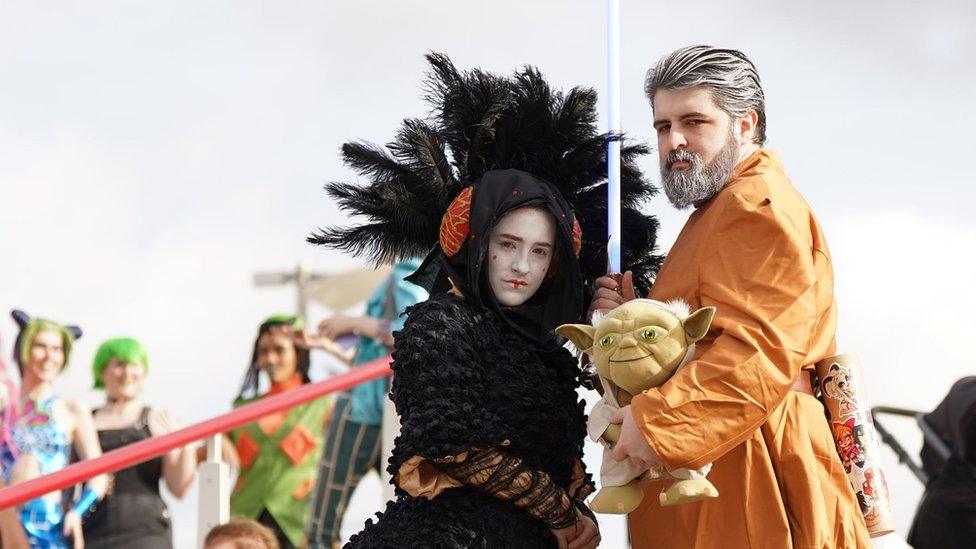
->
0;356;392;509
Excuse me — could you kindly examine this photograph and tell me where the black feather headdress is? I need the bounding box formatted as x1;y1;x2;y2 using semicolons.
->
310;52;662;299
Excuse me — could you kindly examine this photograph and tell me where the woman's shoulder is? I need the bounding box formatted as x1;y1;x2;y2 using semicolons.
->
47;397;90;434
392;295;489;375
60;396;92;417
402;293;488;331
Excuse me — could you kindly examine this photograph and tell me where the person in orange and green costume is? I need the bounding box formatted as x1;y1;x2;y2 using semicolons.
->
225;315;332;549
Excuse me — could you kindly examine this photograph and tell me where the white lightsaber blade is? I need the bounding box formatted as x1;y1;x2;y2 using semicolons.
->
607;0;622;273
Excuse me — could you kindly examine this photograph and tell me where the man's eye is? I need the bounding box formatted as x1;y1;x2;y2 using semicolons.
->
655;125;669;135
599;335;615;348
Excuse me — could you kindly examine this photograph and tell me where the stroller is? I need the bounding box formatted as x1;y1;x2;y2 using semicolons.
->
872;376;976;549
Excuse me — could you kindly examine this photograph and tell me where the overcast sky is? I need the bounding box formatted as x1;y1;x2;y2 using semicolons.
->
1;1;974;546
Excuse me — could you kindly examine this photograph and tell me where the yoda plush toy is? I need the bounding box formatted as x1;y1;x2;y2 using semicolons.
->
557;299;718;514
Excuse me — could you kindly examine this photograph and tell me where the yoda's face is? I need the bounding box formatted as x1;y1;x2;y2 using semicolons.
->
591;304;689;395
556;300;715;398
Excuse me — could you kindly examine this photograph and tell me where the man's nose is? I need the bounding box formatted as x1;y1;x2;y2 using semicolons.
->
666;130;688;152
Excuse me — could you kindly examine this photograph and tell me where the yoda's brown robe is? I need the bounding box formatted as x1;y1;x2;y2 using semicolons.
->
629;150;871;548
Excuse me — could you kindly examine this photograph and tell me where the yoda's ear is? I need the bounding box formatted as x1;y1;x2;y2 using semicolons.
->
683;306;716;343
555;324;596;353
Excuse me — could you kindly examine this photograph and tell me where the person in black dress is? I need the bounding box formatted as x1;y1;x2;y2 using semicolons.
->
83;337;196;549
309;53;661;548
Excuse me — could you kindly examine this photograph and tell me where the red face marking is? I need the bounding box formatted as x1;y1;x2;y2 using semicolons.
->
492;255;497;260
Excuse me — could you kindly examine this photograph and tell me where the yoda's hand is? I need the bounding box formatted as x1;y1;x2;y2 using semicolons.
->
602;424;622;444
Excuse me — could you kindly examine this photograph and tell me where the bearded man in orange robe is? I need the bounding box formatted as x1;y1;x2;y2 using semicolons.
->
590;45;872;548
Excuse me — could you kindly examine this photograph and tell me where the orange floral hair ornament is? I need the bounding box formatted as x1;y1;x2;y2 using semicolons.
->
545;213;583;280
571;215;582;258
439;186;473;257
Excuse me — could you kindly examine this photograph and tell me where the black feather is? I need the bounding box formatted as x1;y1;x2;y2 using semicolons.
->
311;52;663;290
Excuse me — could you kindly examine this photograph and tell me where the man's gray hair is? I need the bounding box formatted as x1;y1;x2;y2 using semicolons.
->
645;45;766;145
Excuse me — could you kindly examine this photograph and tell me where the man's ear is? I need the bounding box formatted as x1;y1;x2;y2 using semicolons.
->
555;324;596;353
683;307;716;343
737;109;759;144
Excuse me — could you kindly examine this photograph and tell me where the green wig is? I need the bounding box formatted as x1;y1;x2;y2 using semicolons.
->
260;314;304;331
11;309;83;374
91;337;149;389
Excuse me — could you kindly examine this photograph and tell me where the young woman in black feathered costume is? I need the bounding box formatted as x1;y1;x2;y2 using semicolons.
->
309;53;661;548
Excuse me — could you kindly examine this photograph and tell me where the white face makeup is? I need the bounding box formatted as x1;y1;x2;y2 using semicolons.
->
486;206;557;307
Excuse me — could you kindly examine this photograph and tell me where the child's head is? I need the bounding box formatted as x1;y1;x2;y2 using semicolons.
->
203;519;279;549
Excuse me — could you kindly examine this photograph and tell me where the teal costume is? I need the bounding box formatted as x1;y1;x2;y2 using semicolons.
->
2;309;93;549
0;396;71;548
305;260;427;547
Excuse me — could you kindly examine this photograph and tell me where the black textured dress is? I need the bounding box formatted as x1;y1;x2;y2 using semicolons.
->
347;293;590;548
83;407;172;549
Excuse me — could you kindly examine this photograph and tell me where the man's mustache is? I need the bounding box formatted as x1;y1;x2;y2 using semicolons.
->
665;149;699;170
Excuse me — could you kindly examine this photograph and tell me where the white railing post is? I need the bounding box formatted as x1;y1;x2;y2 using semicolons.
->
197;435;230;548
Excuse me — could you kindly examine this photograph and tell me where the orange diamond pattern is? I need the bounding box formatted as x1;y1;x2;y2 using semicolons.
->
278;424;316;465
258;412;286;436
293;477;315;500
236;432;259;470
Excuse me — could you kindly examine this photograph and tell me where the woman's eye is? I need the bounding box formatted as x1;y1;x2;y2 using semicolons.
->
533;248;549;256
599;335;614;348
501;241;516;249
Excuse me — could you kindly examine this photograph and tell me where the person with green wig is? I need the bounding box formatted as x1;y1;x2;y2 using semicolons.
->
214;315;333;549
83;337;196;549
1;309;109;549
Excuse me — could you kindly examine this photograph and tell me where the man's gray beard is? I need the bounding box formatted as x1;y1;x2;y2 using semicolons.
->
660;136;740;210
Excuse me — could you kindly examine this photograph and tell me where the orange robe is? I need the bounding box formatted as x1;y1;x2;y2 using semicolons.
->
629;150;871;548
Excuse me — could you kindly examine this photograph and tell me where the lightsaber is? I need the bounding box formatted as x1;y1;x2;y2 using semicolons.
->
606;0;622;273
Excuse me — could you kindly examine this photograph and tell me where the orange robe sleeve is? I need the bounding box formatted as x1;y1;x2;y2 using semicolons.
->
631;190;831;472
